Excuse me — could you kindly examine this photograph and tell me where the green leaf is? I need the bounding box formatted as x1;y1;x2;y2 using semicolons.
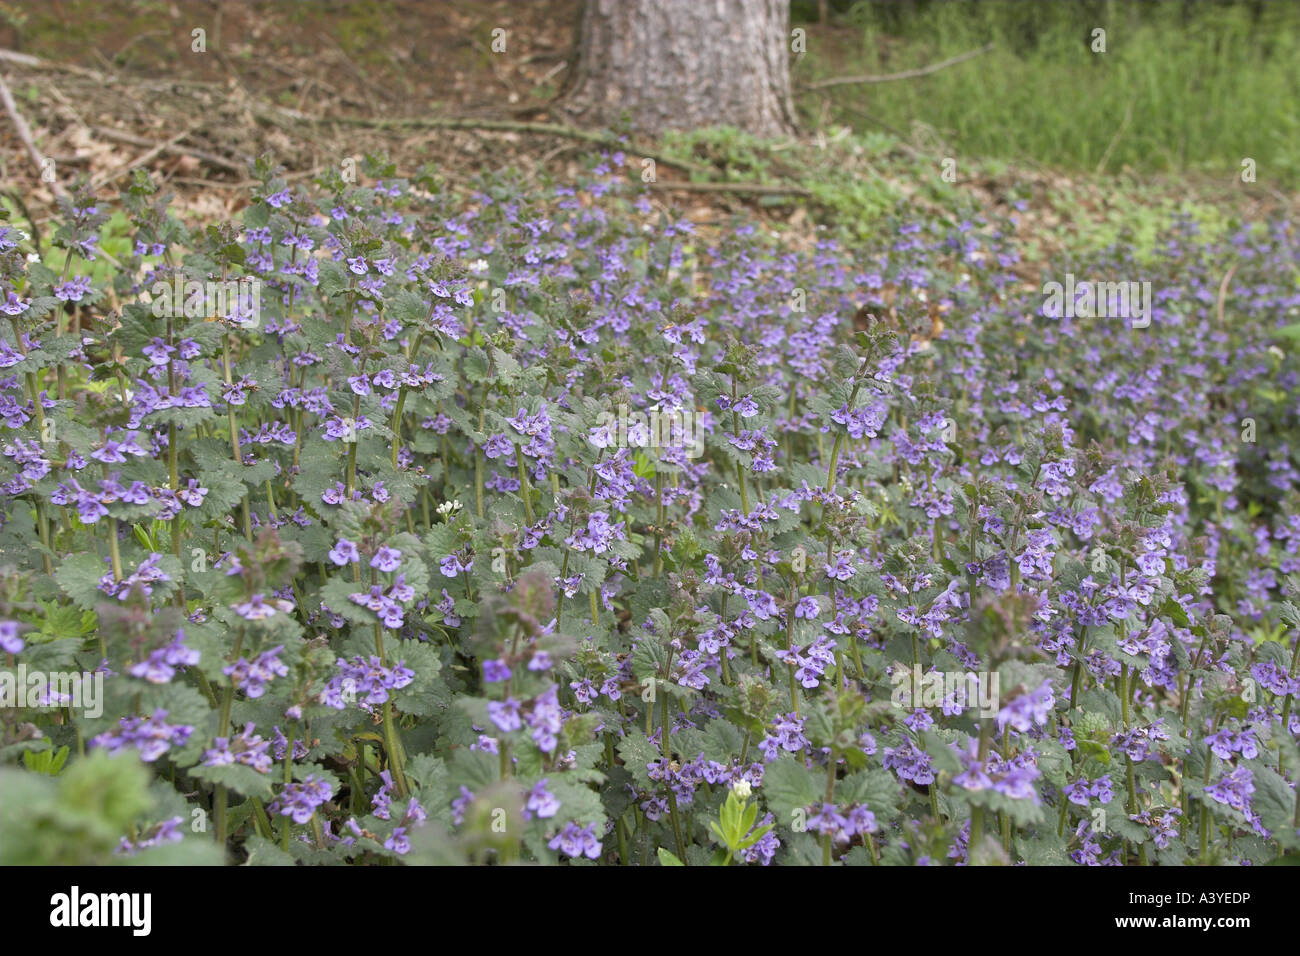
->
55;551;109;610
317;259;348;299
615;732;659;790
735;822;774;851
242;834;297;866
762;756;820;824
388;289;428;326
189;762;275;801
709;820;729;847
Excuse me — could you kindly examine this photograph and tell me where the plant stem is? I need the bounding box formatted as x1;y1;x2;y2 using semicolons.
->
825;357;871;494
652;470;664;576
389;385;408;469
968;718;992;856
823;745;836;865
515;445;534;524
221;333;252;538
281;723;297;850
214;628;245;849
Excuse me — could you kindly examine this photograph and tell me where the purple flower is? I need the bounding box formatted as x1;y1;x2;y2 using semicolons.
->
548;821;601;860
271;775;333;824
564;512;626;555
487;697;522;733
794;596;820;619
482;434;514;459
740;814;781;865
92;710;193;762
329;538;360;566
370;546;402;572
54;276;94;302
203;723;272;774
996;681;1054;733
0;620;23;654
129;629;199;684
824;552;856;581
2;292;30;315
176;479;208;507
483;659;511;682
525;779;561;819
882;737;935;786
527;685;565;753
321;655;415;710
116;816;183;856
806;802;849;837
232;594;284;621
142;337;175;366
223;645;288;698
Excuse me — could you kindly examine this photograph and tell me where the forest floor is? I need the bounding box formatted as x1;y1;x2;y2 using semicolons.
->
0;0;1294;272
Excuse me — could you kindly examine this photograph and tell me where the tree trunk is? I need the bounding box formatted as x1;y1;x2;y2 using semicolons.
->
562;0;797;138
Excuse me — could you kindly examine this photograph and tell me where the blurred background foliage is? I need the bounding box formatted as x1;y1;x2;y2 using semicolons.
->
795;0;1300;185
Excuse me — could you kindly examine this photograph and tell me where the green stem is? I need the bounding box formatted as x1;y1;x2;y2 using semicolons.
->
221;335;252;539
168;422;181;558
214;628;245;849
823;746;836;866
969;718;992;856
281;723;297;850
825;358;871;494
652;470;664;576
389;385;409;469
515;445;534;524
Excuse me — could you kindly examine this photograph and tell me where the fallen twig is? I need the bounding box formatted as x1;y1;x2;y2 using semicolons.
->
1216;263;1238;328
1095;95;1136;175
804;43;994;91
92;125;246;175
646;180;811;197
167;176;256;189
0;48;110;82
0;70;70;199
89;123;202;191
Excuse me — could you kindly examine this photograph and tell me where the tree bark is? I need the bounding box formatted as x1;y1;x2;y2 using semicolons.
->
562;0;797;138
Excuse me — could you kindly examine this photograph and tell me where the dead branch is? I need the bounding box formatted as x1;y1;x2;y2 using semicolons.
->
804;43;994;91
89;123;202;191
1216;263;1238;328
646;180;811;197
0;69;69;199
91;126;246;175
0;48;110;82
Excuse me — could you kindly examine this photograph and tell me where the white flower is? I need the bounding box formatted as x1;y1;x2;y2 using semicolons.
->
731;779;752;800
468;258;489;275
436;499;462;517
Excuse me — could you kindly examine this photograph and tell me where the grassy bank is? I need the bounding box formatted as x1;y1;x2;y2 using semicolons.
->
800;0;1300;186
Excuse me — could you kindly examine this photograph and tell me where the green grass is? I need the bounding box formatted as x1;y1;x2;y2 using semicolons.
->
803;0;1300;187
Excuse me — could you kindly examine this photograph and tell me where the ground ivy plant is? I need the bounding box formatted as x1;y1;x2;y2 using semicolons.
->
0;154;1297;866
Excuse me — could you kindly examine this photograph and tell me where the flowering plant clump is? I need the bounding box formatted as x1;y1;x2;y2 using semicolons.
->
0;153;1298;867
